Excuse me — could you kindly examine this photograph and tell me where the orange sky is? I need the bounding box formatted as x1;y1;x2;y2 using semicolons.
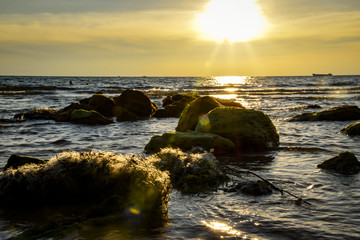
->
0;0;359;76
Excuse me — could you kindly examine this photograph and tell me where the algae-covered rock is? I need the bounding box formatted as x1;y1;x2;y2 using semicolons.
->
341;122;360;136
176;96;222;132
55;102;92;122
317;151;360;174
145;131;236;155
113;90;157;119
195;107;279;152
288;105;360;121
149;148;228;194
0;151;171;226
70;109;113;125
4;155;48;171
162;93;199;108
88;93;115;117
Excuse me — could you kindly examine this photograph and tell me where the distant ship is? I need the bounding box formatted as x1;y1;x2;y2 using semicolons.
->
312;73;332;76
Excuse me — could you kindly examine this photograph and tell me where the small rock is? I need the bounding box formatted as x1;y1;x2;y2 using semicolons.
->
341;122;360;136
4;155;48;171
317;151;360;174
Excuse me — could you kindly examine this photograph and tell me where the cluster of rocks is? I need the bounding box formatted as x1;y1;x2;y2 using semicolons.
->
146;96;279;154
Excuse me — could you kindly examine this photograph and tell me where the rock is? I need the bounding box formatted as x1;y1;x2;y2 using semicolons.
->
288;105;360;121
113;90;157;119
88;93;115;117
195;107;279;152
341;122;360;136
215;98;243;108
176;96;223;132
154;93;199;118
14;108;57;120
290;104;322;110
144;131;236;155
317;151;360;174
162;93;199;107
226;180;272;195
70;109;113;125
4;155;48;171
150;148;228;194
113;106;140;122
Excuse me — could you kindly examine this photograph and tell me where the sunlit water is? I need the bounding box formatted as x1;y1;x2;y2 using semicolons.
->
0;75;359;239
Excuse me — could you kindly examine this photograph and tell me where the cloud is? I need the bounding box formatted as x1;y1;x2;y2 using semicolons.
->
0;0;208;14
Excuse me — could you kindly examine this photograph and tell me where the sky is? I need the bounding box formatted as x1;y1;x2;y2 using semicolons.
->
0;0;359;76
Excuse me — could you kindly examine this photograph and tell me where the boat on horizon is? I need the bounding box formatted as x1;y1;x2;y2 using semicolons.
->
312;73;332;76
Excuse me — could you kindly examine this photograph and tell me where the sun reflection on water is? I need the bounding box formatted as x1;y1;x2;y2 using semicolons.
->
214;76;249;85
202;220;260;239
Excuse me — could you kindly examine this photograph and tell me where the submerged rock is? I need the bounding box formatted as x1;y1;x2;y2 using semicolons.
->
176;96;222;132
70;109;113;125
341;122;360;136
14;108;57;120
0;151;171;227
317;151;360;174
113;105;140;122
195;107;279;152
226;180;272;196
113;90;157;119
4;155;48;171
145;131;236;155
149;148;228;194
288;105;360;121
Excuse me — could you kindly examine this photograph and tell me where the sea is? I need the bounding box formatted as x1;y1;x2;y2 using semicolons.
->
0;75;359;239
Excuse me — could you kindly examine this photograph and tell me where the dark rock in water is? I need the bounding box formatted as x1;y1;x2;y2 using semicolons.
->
113;90;157;119
195;107;279;152
113;106;140;122
317;151;360;174
226;180;272;196
290;104;322;110
14;108;57;120
154;93;199;118
144;131;236;155
341;122;360;136
288;105;360;121
4;155;48;171
88;93;115;117
176;96;222;132
70;109;113;125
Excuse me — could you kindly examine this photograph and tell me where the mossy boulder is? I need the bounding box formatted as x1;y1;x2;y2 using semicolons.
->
0;151;171;227
70;109;113;125
4;155;48;171
288;105;360;121
113;90;157;119
195;107;279;152
145;131;236;155
162;93;199;108
55;102;92;122
341;122;360;136
176;96;222;132
88;93;115;117
317;151;360;174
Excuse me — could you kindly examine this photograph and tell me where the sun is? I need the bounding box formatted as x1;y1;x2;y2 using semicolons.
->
195;0;267;42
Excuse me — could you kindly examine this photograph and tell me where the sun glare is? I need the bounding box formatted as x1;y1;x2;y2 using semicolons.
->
196;0;267;42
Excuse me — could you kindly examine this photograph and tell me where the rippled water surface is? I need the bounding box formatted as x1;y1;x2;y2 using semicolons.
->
0;75;359;239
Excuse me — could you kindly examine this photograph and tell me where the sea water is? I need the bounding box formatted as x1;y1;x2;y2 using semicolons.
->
0;75;359;239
